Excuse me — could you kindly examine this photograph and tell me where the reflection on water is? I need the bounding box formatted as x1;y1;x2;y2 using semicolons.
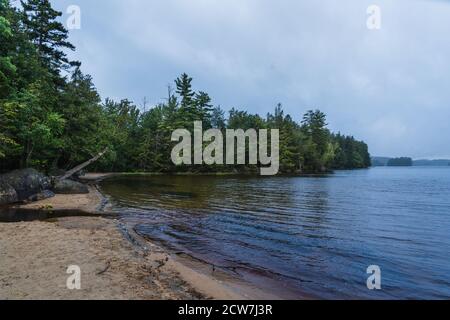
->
100;168;450;299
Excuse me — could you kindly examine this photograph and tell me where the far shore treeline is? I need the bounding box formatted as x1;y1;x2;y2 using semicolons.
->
0;0;371;175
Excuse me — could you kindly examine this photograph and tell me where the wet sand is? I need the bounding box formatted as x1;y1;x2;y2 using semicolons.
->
18;185;104;212
0;181;276;300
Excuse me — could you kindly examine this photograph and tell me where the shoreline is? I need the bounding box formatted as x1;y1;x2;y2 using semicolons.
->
0;178;279;300
76;171;340;181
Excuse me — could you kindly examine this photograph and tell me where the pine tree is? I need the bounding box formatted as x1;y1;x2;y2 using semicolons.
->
301;110;335;172
21;0;76;74
267;104;302;172
175;73;195;109
57;67;105;168
210;106;226;129
194;91;213;126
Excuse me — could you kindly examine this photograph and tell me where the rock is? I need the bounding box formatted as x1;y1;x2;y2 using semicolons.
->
0;181;18;205
0;168;51;201
27;190;55;202
53;179;89;194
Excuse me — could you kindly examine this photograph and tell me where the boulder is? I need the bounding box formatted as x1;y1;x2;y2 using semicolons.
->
53;179;89;194
0;181;18;205
0;168;51;200
27;190;56;202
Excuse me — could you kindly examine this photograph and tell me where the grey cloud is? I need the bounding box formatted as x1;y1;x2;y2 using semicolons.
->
53;0;450;158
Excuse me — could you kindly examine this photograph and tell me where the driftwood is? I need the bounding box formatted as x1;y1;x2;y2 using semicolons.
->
58;147;109;181
97;261;111;275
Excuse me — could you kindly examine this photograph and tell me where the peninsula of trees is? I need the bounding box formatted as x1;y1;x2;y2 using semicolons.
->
0;0;371;175
387;157;413;167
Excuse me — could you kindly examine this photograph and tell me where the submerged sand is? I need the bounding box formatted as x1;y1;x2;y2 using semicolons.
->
0;181;275;300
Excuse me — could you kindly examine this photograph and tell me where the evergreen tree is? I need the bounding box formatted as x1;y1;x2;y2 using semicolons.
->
57;68;104;169
194;91;213;126
20;0;76;76
0;0;17;158
210;106;226;130
0;0;16;99
0;0;371;175
267;104;302;172
301;110;335;172
175;73;194;109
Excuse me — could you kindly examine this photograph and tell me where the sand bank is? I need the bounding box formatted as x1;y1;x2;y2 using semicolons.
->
0;183;275;300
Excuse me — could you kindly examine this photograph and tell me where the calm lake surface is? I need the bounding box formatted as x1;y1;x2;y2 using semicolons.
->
100;167;450;299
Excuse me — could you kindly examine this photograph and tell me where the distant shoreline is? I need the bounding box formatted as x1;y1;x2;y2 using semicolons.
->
372;156;450;167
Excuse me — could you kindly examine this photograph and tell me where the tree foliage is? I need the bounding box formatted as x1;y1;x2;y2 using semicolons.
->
387;157;412;167
0;0;371;174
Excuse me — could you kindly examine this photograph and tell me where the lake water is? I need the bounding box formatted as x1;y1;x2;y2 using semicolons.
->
100;167;450;299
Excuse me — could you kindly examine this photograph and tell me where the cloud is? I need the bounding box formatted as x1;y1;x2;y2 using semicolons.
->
52;0;450;158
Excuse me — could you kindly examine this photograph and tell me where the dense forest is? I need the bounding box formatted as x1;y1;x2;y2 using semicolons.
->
387;157;413;167
0;0;371;175
372;157;414;167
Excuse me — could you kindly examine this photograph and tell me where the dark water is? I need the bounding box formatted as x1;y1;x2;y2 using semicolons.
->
0;208;110;223
100;167;450;299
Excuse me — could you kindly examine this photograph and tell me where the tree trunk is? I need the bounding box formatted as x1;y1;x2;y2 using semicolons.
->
58;147;108;180
25;142;34;168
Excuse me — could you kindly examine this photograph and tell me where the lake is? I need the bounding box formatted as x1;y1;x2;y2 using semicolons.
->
99;167;450;299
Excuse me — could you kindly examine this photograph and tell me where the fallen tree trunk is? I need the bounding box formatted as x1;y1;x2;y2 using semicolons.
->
58;147;109;181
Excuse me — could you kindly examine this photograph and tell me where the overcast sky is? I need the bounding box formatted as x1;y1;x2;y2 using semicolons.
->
51;0;450;159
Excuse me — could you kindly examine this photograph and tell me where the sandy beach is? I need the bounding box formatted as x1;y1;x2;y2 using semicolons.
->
0;180;275;300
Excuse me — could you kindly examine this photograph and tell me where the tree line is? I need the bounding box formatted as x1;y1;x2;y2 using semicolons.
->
0;0;371;174
387;157;413;167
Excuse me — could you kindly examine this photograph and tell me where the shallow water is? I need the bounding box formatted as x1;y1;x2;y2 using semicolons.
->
100;167;450;299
